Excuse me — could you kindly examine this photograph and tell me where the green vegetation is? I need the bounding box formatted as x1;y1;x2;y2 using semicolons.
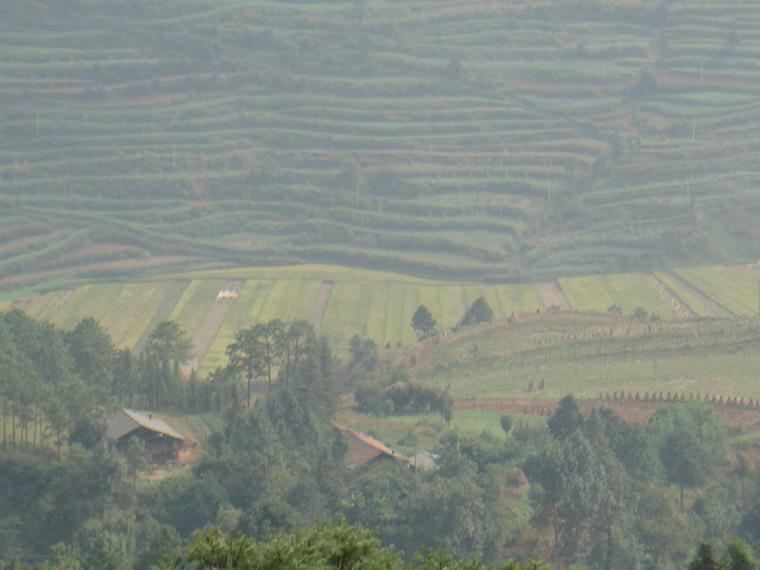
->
3;1;760;289
560;273;676;319
4;262;759;374
413;313;760;401
676;266;760;316
4;310;760;569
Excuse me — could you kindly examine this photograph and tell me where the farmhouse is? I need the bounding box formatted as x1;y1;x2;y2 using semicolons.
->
106;409;185;463
334;425;410;470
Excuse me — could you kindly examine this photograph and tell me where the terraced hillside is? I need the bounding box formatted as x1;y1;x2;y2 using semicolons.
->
6;262;759;375
2;1;760;288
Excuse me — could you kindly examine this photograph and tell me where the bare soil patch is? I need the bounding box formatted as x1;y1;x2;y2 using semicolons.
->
310;280;335;330
536;281;572;311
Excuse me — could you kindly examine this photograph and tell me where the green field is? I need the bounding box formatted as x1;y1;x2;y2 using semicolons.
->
675;266;760;316
413;314;760;402
22;281;189;348
3;1;760;290
559;273;677;318
4;262;758;374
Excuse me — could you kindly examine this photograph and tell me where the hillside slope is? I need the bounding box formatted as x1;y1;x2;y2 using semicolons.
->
2;0;760;287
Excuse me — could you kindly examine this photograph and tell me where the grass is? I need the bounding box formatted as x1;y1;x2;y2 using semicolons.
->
675;266;760;316
560;273;677;318
4;262;760;373
414;315;760;401
335;409;546;455
198;279;275;375
169;279;228;333
25;281;189;348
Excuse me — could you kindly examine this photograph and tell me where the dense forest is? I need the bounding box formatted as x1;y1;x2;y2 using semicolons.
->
2;310;760;568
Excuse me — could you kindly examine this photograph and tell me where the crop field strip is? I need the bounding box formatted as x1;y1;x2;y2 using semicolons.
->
674;266;758;317
4;262;758;374
3;2;760;287
20;280;189;348
558;273;679;319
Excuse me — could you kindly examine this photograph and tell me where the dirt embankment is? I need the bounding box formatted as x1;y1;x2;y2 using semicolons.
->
662;272;735;318
648;273;696;319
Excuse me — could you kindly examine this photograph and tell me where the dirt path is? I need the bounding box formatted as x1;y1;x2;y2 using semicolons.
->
182;280;243;375
647;273;696;319
662;271;735;318
535;281;572;311
310;280;334;330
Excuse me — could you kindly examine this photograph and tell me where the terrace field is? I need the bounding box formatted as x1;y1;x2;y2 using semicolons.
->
412;312;760;403
5;262;759;374
2;0;760;289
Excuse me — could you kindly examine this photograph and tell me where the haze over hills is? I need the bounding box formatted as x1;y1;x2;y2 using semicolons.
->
2;0;760;290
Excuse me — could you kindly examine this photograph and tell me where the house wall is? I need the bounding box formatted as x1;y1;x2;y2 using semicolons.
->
116;427;180;463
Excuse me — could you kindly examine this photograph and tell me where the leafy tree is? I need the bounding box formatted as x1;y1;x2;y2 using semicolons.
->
161;475;230;537
123;436;150;489
68;417;105;450
688;542;720;570
651;404;727;510
547;395;584;440
348;335;378;371
599;413;664;482
67;317;116;398
76;518;131;570
411;306;437;341
133;517;182;569
721;540;757;570
632;307;649;320
113;349;140;407
256;320;287;389
146;321;192;366
457;297;494;330
401;465;507;561
500;562;550;570
500;415;513;439
167;522;403;569
226;326;264;408
524;432;629;568
45;543;83;570
636;484;697;568
280;320;316;388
